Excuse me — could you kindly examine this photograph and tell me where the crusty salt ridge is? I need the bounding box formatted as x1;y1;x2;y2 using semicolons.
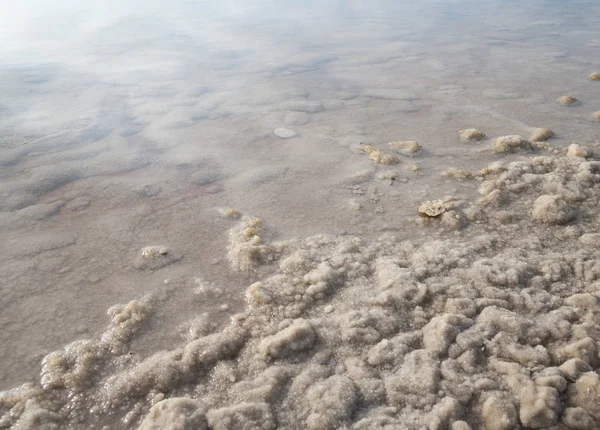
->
3;147;600;429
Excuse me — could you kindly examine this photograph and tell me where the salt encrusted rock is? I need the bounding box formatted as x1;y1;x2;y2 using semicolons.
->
493;135;531;153
206;402;275;430
138;398;207;430
388;140;421;154
481;396;518;430
358;145;400;165
531;128;555;142
532;194;576;225
567;144;591;159
273;127;297;139
590;72;600;81
459;129;486;142
558;96;578;105
141;246;168;259
134;246;181;270
519;382;562;428
419;199;453;217
259;319;316;359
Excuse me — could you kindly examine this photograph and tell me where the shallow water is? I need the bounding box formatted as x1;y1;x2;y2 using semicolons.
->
1;0;600;428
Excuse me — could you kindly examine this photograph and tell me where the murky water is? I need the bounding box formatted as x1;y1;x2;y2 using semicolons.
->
1;1;600;428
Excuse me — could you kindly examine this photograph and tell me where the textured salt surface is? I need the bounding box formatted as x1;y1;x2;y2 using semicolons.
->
1;0;600;429
4;144;600;429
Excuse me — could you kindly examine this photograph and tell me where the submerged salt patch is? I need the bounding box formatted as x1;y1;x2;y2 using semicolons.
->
284;111;310;126
273;127;297;139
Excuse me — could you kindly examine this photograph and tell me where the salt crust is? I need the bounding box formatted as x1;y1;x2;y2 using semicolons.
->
3;152;600;429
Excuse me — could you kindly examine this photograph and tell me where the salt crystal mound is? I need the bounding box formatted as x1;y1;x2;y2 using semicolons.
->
4;151;600;429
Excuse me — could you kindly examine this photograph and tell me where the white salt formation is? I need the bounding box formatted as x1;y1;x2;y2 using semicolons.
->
590;72;600;81
4;147;600;430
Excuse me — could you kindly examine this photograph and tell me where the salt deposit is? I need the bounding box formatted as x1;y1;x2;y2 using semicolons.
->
558;96;578;106
590;72;600;81
2;1;600;429
358;145;400;165
459;129;486;142
567;144;592;159
388;140;421;154
418;199;453;217
493;135;532;153
4;147;600;429
531;128;555;142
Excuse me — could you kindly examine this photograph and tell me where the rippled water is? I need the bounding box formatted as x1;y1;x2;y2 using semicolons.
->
0;0;599;411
